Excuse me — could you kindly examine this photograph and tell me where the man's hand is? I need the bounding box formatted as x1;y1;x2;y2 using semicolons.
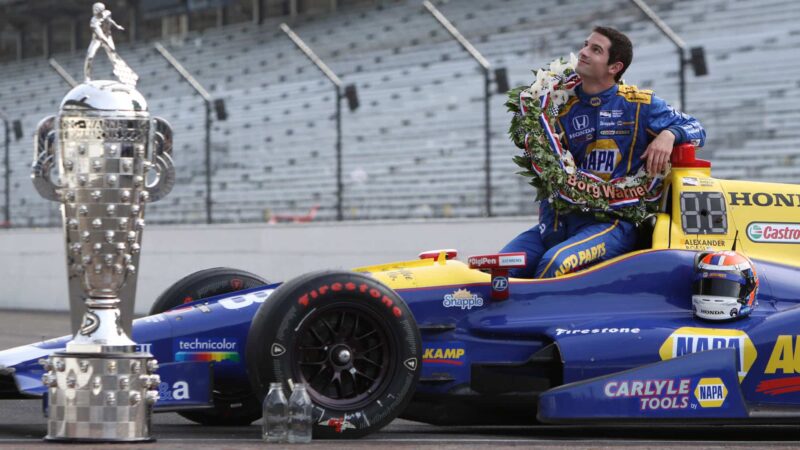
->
641;130;676;175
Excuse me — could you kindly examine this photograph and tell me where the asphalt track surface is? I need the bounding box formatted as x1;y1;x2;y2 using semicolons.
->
1;310;800;449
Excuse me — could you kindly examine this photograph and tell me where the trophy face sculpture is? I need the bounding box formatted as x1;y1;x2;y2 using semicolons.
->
31;2;174;442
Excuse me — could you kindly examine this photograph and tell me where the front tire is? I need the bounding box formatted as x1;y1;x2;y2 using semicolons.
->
150;267;269;426
246;270;421;438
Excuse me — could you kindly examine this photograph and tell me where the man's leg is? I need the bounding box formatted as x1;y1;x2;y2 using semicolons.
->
84;40;101;82
499;226;547;278
534;220;637;278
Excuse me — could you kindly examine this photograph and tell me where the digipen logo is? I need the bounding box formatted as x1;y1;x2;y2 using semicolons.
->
468;256;497;266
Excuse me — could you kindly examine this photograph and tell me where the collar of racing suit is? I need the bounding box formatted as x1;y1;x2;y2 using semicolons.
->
575;83;619;106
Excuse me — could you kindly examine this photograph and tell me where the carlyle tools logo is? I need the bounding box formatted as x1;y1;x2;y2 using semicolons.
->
747;222;800;243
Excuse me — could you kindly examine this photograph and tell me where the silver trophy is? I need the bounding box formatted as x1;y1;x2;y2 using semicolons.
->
31;2;174;442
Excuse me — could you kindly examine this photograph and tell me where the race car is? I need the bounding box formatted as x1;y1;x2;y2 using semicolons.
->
1;144;799;438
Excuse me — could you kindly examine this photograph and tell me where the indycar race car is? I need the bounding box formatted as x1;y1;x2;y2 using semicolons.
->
1;144;800;437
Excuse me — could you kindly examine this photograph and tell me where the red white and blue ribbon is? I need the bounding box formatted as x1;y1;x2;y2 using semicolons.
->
521;73;663;211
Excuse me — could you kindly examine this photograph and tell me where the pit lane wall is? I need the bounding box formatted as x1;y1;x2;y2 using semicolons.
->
0;217;531;314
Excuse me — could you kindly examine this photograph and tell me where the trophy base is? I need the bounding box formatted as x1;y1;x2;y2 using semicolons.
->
43;351;158;442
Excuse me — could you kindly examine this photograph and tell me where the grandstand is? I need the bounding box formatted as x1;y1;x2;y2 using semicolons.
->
0;0;798;227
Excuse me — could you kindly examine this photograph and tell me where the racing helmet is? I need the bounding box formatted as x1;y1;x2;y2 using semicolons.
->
692;250;758;321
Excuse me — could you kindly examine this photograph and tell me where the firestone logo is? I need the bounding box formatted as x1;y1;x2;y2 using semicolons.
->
747;223;800;243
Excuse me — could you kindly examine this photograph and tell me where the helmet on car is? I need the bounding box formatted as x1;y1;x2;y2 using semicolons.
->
692;250;758;321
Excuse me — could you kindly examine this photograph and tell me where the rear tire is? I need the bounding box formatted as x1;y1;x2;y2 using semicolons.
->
150;267;269;426
246;270;421;438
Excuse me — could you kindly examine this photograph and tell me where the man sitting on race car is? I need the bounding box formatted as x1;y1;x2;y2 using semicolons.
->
501;26;706;278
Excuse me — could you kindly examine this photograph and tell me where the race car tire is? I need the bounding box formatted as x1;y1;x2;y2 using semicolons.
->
150;267;269;426
149;267;269;315
246;270;421;439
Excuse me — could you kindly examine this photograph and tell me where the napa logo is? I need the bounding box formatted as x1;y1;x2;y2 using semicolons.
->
659;327;756;383
580;139;621;181
747;224;763;241
694;377;727;408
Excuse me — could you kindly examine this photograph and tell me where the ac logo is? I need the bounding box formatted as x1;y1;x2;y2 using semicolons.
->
765;335;800;374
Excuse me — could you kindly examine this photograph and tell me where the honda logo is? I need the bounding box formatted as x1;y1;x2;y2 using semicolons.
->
572;115;589;130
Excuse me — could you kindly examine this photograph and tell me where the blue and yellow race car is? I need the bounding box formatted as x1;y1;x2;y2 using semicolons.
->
1;145;799;437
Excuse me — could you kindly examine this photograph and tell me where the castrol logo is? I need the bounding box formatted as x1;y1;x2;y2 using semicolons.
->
747;222;800;243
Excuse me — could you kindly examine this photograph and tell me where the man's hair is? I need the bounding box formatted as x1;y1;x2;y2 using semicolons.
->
593;26;633;82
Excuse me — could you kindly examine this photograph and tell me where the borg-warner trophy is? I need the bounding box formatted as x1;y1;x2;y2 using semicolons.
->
31;3;174;442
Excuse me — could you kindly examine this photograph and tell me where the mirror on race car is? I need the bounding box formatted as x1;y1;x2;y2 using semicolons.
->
418;249;458;261
467;253;527;301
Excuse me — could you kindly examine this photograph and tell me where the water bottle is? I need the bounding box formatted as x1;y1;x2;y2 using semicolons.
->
288;383;313;443
262;382;288;443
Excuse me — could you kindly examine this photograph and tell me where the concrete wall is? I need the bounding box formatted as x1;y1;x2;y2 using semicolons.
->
0;217;533;314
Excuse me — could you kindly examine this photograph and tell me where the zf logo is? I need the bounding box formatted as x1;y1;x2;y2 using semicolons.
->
492;276;508;292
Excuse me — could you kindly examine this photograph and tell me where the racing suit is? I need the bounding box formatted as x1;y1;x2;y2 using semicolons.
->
501;83;706;278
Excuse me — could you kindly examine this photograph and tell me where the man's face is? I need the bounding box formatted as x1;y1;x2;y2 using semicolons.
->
576;32;618;82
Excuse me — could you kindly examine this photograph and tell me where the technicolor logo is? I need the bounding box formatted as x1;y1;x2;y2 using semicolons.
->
659;327;756;382
175;337;240;363
694;377;727;408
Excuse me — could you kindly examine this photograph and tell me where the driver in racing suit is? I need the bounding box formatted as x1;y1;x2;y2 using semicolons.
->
501;26;706;278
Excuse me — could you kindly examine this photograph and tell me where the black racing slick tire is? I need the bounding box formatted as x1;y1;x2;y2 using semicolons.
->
246;270;421;439
149;267;269;315
150;267;269;426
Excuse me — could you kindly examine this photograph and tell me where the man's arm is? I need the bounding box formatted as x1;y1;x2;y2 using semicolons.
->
108;17;125;31
641;96;706;174
90;22;114;47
